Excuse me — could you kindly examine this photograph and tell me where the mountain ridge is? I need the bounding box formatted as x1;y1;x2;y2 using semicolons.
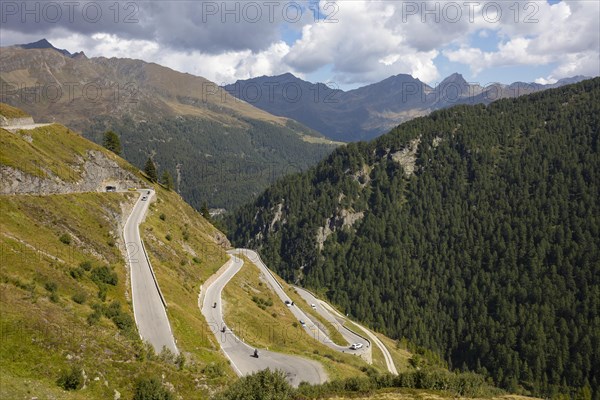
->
224;71;591;141
0;42;338;210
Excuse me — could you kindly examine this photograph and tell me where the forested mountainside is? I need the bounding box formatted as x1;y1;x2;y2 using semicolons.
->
85;115;335;210
229;79;600;397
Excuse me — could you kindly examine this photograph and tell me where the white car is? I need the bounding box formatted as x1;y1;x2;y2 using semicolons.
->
141;196;148;201
350;343;363;350
311;303;316;309
300;320;306;326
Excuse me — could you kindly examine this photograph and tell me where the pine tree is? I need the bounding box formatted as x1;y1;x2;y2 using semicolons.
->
144;158;158;182
102;130;121;155
161;170;174;191
200;202;211;221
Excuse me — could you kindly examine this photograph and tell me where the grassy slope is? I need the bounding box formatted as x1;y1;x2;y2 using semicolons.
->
140;186;235;382
222;256;376;381
0;119;235;398
285;288;350;348
1;124;139;181
0;102;29;118
330;390;537;400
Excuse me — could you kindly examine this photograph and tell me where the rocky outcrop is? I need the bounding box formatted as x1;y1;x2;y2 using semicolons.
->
0;116;34;127
391;137;421;177
0;150;141;195
316;209;364;250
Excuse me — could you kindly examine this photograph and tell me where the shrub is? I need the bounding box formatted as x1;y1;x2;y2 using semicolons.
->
165;233;172;241
44;281;57;292
57;366;83;391
104;300;122;319
91;266;118;286
112;312;135;333
213;369;292;400
49;291;59;303
70;267;84;280
176;353;185;370
72;292;87;304
59;233;72;245
133;376;173;400
203;362;225;378
87;310;101;325
192;257;201;264
97;284;107;301
79;260;92;271
159;213;166;221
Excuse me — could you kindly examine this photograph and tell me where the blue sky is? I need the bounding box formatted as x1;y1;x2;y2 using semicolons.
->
1;1;598;89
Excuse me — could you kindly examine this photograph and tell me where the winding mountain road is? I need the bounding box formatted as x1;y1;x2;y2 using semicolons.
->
320;301;398;375
200;254;327;386
232;249;368;359
123;189;178;354
293;286;372;362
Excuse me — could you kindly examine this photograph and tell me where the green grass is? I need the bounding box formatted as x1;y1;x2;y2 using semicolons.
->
285;287;350;347
375;334;413;373
140;184;236;388
0;113;235;398
222;256;373;381
1;124;139;182
0;102;29;118
0;193;197;399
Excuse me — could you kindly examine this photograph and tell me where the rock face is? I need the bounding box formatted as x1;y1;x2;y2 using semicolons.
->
0;150;141;195
391;137;421;177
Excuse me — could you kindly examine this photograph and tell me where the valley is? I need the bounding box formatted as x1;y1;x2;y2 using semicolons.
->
1;32;598;400
1;104;483;399
229;79;600;398
0;43;339;210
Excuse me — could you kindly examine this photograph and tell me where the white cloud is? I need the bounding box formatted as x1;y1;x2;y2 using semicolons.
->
46;32;299;85
443;1;599;80
1;0;598;86
535;77;557;85
284;1;442;85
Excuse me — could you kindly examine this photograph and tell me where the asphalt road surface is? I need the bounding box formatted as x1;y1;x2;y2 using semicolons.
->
321;301;398;375
124;189;178;354
294;286;372;363
201;254;327;386
232;249;368;359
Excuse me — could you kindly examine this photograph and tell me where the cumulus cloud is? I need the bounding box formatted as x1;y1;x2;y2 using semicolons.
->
284;1;443;84
443;0;600;80
0;0;598;85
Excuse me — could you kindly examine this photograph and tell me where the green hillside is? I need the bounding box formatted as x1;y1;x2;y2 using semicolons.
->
0;121;235;398
229;79;600;398
85;114;337;210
